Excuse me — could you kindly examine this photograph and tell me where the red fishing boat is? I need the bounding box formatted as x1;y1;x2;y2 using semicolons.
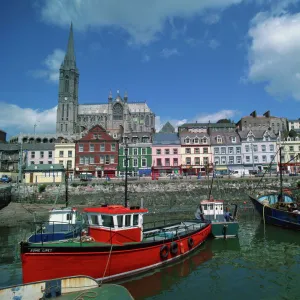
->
21;204;211;284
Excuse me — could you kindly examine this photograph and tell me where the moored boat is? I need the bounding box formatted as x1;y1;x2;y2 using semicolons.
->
0;275;134;299
21;204;211;284
198;199;239;238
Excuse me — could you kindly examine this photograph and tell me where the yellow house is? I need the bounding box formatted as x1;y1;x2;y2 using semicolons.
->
54;143;75;175
24;164;65;184
280;137;300;173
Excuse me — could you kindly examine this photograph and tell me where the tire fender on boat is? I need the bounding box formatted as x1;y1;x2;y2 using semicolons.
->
160;244;169;259
188;237;194;248
170;242;178;255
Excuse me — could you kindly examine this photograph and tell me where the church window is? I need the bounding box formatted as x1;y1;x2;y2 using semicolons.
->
145;115;150;126
61;124;63;132
66;104;69;118
113;103;123;120
64;76;69;93
62;104;64;120
65;124;68;132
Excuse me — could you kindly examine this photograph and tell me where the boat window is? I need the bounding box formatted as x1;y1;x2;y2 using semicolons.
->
133;214;138;226
209;204;213;210
66;213;71;221
117;215;123;227
203;204;207;210
90;215;99;225
102;215;114;228
125;215;131;227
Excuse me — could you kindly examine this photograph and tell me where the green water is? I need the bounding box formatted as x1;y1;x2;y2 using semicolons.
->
1;214;300;299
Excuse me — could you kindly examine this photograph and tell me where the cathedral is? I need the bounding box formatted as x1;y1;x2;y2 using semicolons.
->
56;24;155;143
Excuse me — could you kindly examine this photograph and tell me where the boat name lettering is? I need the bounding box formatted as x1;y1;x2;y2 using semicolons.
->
30;248;53;253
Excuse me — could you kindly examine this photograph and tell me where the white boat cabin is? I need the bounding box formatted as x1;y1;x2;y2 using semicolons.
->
48;208;78;225
200;200;224;222
84;205;148;244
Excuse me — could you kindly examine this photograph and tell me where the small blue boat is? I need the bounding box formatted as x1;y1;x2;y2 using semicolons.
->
27;207;85;243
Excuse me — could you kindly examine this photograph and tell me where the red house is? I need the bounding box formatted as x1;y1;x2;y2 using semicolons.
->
75;125;119;178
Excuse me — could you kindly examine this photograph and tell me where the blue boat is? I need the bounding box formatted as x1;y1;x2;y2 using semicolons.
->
249;146;300;230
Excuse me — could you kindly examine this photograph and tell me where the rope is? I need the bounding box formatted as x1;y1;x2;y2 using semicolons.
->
73;290;98;300
99;233;114;285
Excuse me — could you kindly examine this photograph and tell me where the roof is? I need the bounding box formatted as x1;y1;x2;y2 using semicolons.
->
84;205;148;215
23;143;55;151
24;164;65;172
152;133;180;145
160;122;175;133
179;122;235;128
210;132;241;145
0;144;20;151
238;129;277;140
0;129;6;133
201;200;224;204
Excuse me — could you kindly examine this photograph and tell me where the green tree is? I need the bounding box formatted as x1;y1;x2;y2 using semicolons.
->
216;119;231;123
289;129;298;138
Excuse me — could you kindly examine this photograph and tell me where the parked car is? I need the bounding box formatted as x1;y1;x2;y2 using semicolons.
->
0;175;12;183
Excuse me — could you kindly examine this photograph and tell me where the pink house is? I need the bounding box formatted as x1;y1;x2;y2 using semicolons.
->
152;133;182;178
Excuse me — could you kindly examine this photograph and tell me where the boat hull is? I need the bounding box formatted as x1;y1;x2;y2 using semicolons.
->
211;222;239;238
21;223;211;284
249;195;300;230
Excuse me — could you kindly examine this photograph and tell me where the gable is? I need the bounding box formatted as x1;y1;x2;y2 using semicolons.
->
79;124;114;142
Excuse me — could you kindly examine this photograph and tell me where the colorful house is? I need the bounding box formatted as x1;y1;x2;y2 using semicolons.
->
280;136;300;173
75;125;119;178
151;133;181;178
54;142;76;178
118;142;152;177
24;164;65;184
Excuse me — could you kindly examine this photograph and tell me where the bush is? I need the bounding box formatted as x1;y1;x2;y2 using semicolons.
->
38;184;47;193
71;182;79;187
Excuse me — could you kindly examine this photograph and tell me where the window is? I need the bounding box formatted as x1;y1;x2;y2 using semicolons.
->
217;136;222;143
59;160;63;165
117;215;123;227
289;146;294;152
261;145;266;152
157;158;162;166
253;145;258;152
262;155;267;162
221;147;226;154
203;157;209;165
123;158;128;167
31;161;35;165
203;148;208;154
111;144;116;151
221;156;226;165
110;155;115;164
194;138;199;144
100;144;105;152
100;155;104;164
165;158;170;166
102;215;114;227
236;156;242;164
156;149;161;155
105;155;110;164
133;158;138;167
194;148;200;154
214;157;220;165
229;156;234;164
68;150;72;157
185;148;191;154
59;151;63;158
79;144;83;152
228;147;233;154
236;147;241;154
133;215;138;226
124;148;129;156
90;215;99;225
245;145;250;152
184;138;190;144
246;156;250;163
165;149;170;155
84;157;89;165
67;160;72;169
141;148;147;155
31;152;35;159
202;138;207;144
173;148;178;155
38;161;43;164
40;151;44;158
269;145;274;152
254;156;259;163
231;137;236;143
186;157;191;165
133;148;138;156
90;156;94;164
61;124;63;132
48;151;52;158
141;158;147;167
214;148;219;154
270;155;275;161
125;215;131;227
195;157;200;165
173;158;178;166
65;124;68;132
89;144;94;152
48;161;52;164
80;157;84;164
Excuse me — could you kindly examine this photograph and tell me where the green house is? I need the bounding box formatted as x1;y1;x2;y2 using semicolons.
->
118;144;152;177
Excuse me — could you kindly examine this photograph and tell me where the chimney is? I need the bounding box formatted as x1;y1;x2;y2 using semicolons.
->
250;110;257;118
263;110;270;118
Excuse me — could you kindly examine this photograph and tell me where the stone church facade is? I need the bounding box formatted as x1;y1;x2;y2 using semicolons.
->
56;24;155;143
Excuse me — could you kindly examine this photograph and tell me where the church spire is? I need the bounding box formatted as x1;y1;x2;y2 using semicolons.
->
62;22;76;69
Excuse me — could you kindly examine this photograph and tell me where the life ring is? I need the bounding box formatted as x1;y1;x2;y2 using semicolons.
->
188;237;194;248
170;242;178;255
160;244;169;259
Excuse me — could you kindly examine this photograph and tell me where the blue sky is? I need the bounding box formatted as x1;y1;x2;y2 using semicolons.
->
1;0;300;136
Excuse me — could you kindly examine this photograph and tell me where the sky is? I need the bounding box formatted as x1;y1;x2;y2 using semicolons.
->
1;0;300;137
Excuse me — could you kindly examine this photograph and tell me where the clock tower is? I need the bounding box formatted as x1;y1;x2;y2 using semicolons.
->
56;23;79;135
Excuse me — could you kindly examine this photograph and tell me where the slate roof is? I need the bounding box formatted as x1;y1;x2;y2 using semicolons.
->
238;130;277;140
24;164;65;172
153;133;180;145
160;122;175;133
210;132;241;146
23;143;55;151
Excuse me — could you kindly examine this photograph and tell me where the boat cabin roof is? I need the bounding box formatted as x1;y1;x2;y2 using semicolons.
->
49;207;77;213
84;205;148;215
201;200;224;205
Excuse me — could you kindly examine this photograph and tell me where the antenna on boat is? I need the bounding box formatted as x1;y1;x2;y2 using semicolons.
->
208;163;215;200
65;166;69;208
279;146;283;202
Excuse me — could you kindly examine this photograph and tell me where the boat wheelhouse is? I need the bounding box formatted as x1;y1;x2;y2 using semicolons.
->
21;204;211;284
27;207;84;243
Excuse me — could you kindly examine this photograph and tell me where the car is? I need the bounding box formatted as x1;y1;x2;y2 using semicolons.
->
0;175;12;183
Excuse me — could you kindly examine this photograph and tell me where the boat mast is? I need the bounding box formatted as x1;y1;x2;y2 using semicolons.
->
124;139;129;208
65;167;69;208
208;163;214;199
279;146;283;202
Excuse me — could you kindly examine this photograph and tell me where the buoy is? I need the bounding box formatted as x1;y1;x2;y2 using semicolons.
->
180;242;185;254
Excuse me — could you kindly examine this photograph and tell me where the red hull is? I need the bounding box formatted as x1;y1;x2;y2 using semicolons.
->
21;223;211;284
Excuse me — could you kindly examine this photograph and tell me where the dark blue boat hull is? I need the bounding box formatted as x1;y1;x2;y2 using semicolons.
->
249;195;300;230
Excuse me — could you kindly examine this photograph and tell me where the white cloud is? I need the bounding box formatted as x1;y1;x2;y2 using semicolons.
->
0;102;57;136
39;0;244;45
185;37;201;47
208;39;220;49
160;48;180;58
247;12;300;100
156;110;238;131
142;54;150;63
202;13;220;24
29;49;65;83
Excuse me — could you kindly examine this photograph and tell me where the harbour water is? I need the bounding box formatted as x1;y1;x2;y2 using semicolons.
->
1;213;300;299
